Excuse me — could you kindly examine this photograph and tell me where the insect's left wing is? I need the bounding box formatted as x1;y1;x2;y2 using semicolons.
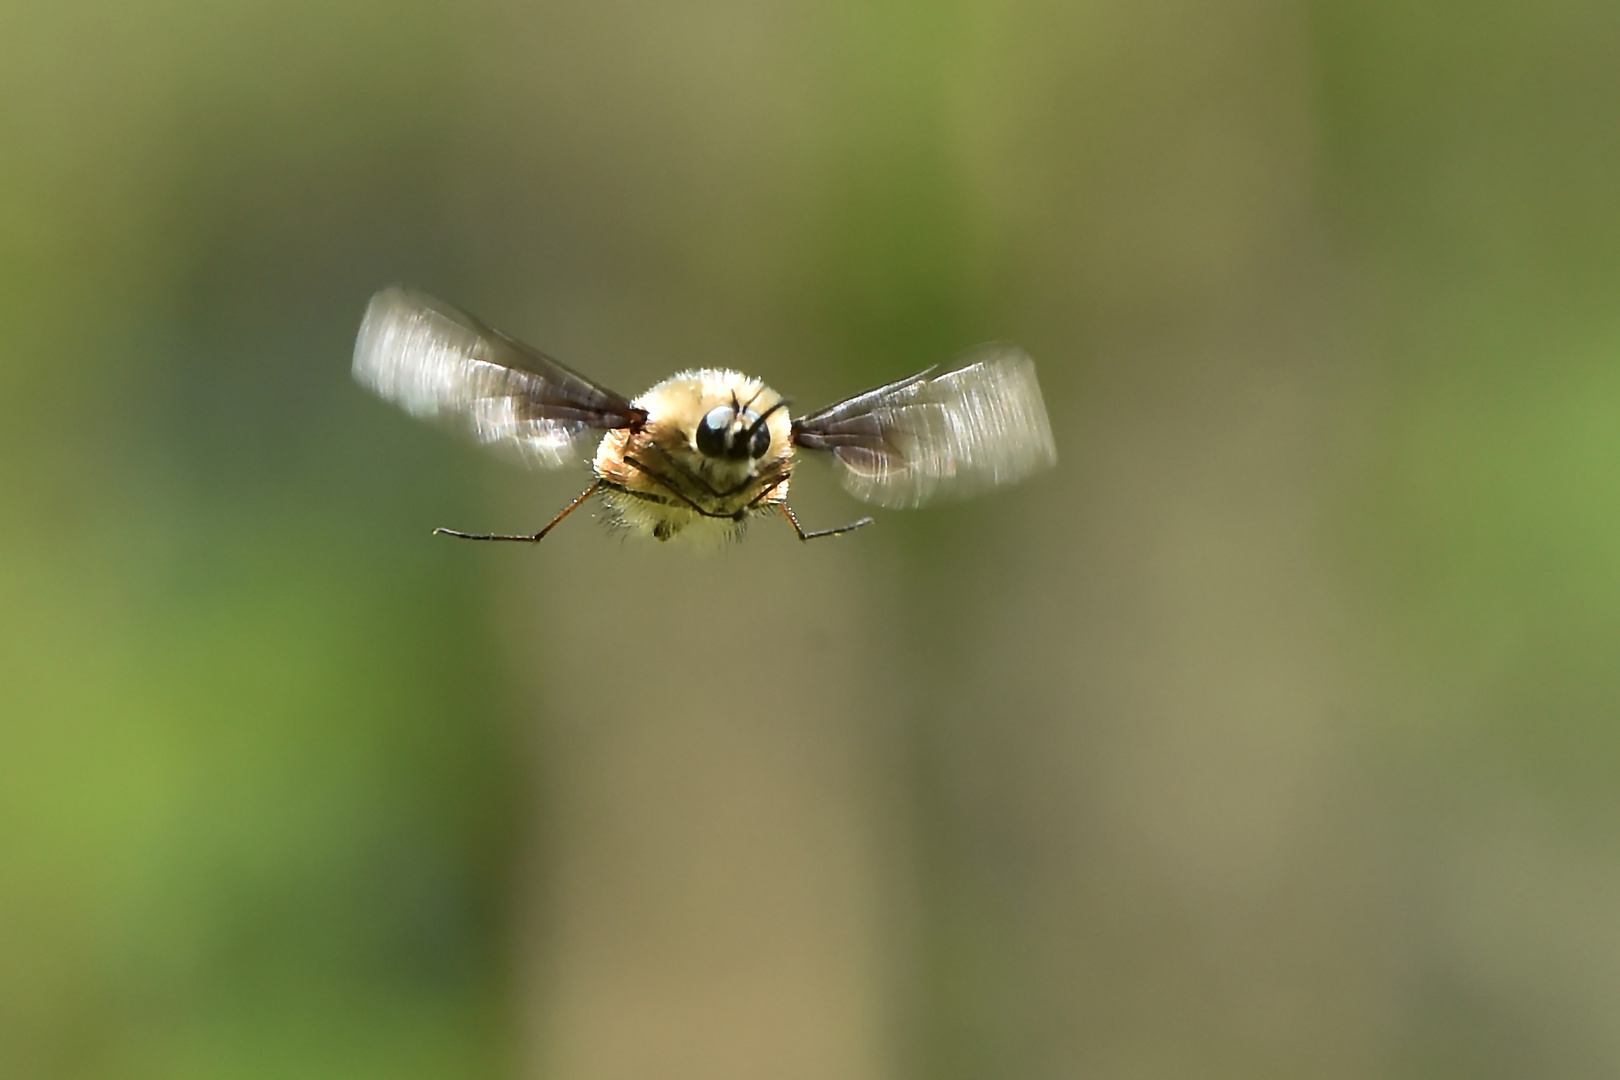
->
353;285;643;469
792;343;1057;508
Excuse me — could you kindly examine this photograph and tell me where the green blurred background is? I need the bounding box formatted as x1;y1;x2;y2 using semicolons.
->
4;1;1620;1077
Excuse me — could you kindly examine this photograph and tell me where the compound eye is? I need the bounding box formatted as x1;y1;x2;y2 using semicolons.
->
748;420;771;459
696;406;733;458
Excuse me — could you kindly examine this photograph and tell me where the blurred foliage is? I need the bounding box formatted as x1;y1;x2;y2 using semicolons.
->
3;0;1619;1078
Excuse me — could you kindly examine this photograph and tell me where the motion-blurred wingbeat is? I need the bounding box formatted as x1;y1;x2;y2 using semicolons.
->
353;285;1057;545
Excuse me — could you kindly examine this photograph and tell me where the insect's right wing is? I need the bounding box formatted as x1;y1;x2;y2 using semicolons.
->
353;285;643;469
792;344;1057;508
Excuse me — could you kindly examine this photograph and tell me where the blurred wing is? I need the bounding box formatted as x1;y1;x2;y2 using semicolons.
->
352;285;642;469
792;343;1057;508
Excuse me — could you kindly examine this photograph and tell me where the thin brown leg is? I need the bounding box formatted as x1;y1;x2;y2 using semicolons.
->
622;455;710;515
746;474;790;511
434;481;603;543
778;503;874;542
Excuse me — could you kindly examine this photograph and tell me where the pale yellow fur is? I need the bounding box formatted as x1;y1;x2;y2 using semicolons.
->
591;369;795;545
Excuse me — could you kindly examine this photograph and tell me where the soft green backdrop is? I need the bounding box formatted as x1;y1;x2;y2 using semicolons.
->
3;1;1619;1078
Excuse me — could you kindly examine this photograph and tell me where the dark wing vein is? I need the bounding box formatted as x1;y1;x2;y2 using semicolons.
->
792;343;1057;508
352;285;641;469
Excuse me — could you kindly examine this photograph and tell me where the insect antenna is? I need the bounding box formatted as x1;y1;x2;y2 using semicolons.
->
746;398;791;441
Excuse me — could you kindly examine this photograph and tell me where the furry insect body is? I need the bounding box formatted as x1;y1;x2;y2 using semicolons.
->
592;369;795;544
352;286;1057;547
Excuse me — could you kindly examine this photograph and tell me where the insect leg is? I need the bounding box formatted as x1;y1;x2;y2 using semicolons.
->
777;503;874;542
621;455;710;515
434;481;603;543
745;473;790;511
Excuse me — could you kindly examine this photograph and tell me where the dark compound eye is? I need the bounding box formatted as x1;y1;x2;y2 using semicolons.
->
696;406;733;458
727;411;769;460
747;419;771;459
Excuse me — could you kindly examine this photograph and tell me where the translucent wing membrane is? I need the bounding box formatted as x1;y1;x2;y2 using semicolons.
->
792;343;1057;508
352;286;641;469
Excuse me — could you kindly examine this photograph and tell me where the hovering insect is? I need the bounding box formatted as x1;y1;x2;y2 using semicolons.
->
353;285;1057;545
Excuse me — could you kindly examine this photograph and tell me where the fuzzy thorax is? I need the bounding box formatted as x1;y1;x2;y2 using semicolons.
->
591;369;795;543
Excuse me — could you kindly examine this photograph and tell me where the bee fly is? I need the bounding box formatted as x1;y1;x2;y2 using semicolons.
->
353;285;1057;545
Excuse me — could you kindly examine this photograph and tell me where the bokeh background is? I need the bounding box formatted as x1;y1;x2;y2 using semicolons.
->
5;1;1620;1077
